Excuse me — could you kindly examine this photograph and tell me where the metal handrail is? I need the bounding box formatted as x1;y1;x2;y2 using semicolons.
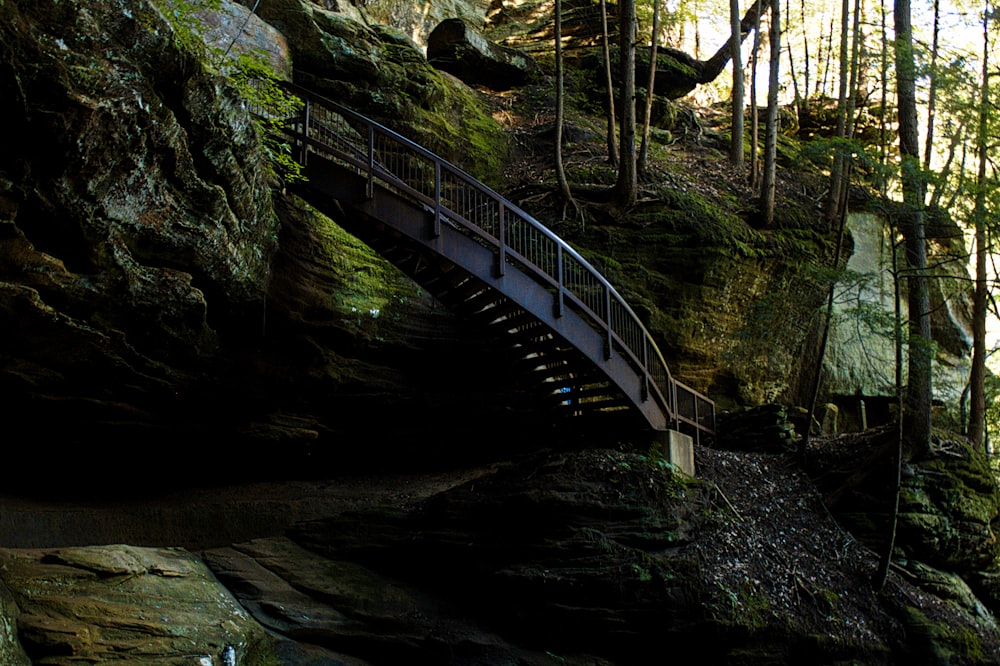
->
276;83;715;440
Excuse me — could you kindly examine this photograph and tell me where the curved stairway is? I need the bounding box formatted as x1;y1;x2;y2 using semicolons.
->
275;84;715;444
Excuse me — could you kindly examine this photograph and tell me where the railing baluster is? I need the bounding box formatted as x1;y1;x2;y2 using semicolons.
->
556;245;564;318
366;125;374;199
498;203;506;277
301;97;310;166
433;160;441;236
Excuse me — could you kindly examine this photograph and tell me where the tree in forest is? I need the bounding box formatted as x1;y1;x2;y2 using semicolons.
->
554;0;580;220
760;0;780;225
729;0;745;168
825;0;851;224
601;0;619;168
894;0;933;459
638;0;662;177
749;2;762;187
967;1;993;449
612;0;639;208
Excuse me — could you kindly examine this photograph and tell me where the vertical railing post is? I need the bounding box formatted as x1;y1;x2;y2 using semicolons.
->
498;203;506;277
603;286;613;360
671;379;678;430
300;97;310;166
433;161;442;237
555;245;565;318
366;125;375;199
641;337;650;402
693;395;701;446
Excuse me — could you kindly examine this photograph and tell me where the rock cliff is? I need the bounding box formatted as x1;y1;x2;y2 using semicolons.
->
0;0;996;663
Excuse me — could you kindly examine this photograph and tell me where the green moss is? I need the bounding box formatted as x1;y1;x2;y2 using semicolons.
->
298;200;420;341
899;605;988;664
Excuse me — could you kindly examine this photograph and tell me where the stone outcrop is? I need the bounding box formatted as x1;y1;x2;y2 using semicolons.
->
6;448;996;663
239;0;510;183
0;546;272;664
825;212;973;408
427;18;540;90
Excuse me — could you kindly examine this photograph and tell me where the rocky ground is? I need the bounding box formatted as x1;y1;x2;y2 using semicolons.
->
2;434;998;664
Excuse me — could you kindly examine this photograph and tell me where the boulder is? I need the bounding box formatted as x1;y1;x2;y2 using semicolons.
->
897;438;1000;573
0;546;274;663
427;18;540;90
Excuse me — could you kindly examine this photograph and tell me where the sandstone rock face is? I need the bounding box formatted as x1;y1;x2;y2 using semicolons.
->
0;545;273;663
427;18;540;90
195;0;293;79
245;0;510;183
826;212;973;406
898;440;1000;573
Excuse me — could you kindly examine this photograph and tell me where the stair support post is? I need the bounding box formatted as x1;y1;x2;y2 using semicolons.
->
555;245;565;318
603;285;613;360
300;98;310;166
433;161;442;237
366;125;375;199
642;340;650;402
497;203;506;277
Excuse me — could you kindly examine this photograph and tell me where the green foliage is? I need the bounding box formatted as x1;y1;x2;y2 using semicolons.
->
152;0;304;186
151;0;222;57
228;53;305;184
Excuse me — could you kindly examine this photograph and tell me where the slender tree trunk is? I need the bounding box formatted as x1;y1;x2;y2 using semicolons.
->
878;0;889;196
601;0;619;168
895;0;933;459
785;0;802;117
694;0;765;83
823;15;834;96
825;0;851;224
730;0;745;168
874;225;905;591
801;0;811;96
613;0;638;209
945;144;969;213
554;0;577;218
928;129;961;210
833;0;863;209
750;4;762;188
639;0;662;177
968;3;990;448
922;0;941;175
802;166;852;459
761;0;780;225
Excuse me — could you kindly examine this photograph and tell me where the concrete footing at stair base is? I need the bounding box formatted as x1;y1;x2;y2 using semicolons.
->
654;429;695;477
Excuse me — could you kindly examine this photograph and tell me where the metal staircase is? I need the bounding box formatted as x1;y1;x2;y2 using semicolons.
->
275;83;715;443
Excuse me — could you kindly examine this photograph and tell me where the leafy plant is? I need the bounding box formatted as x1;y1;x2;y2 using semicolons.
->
152;0;304;185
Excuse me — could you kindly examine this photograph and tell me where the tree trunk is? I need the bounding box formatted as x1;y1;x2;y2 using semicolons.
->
554;0;578;219
600;0;618;168
968;5;990;449
822;16;834;96
613;0;638;209
801;0;811;96
825;0;850;224
878;0;889;196
760;0;780;226
895;0;932;459
697;0;764;83
874;219;905;591
638;0;661;178
730;0;745;168
784;0;802;118
922;0;940;175
750;3;762;188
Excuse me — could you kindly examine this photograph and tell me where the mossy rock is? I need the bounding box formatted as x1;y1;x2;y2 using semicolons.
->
897;605;992;665
897;439;1000;572
253;0;509;184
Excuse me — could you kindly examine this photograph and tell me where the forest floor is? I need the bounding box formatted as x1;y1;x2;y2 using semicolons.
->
2;434;996;662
